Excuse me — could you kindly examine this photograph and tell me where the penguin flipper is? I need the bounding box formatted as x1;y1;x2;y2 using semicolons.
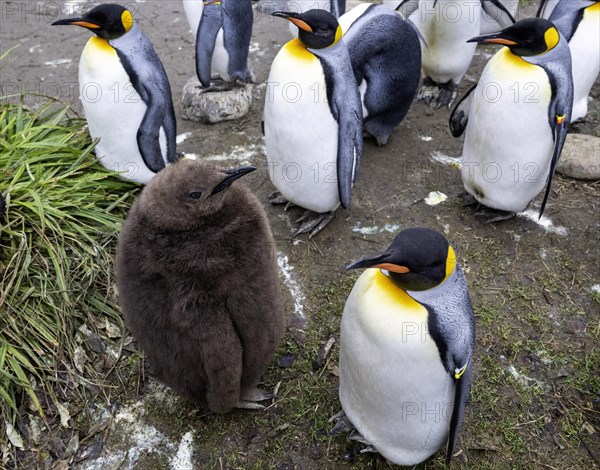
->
136;84;170;173
337;107;363;209
481;0;516;29
196;5;224;88
539;116;569;217
536;0;551;18
222;0;253;83
449;84;477;138
446;362;472;464
395;0;419;18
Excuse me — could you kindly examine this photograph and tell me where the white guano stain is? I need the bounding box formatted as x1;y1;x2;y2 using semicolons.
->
176;132;192;144
351;223;401;235
44;59;72;67
170;431;194;470
430;151;461;168
517;209;568;236
424;191;447;206
277;253;305;320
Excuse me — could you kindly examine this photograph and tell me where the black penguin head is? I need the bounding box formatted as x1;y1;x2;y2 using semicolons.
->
272;10;342;49
52;4;134;40
467;18;560;57
139;159;256;230
346;228;456;291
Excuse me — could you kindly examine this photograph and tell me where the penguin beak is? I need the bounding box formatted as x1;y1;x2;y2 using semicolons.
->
271;11;313;32
52;17;101;30
346;253;410;273
467;32;518;46
210;166;256;196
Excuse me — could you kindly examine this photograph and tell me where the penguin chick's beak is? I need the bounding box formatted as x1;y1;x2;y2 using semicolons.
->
346;253;410;273
271;11;313;32
210;166;256;196
467;33;517;46
52;17;101;29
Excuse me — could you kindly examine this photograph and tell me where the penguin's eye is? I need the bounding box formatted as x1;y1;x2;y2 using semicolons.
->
188;191;202;200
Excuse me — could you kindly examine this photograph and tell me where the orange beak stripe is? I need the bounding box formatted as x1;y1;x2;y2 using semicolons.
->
287;17;313;32
483;38;518;46
70;21;101;29
375;263;410;274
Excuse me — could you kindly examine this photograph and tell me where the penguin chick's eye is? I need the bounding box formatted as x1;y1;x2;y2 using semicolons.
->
188;191;202;200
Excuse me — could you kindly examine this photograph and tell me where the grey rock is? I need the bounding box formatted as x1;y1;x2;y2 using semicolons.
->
557;133;600;181
181;77;252;124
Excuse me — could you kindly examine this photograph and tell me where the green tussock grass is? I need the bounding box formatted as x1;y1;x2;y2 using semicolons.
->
0;99;139;430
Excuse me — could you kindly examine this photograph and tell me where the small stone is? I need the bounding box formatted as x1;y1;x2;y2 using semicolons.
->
277;353;295;368
309;442;323;460
181;77;252;124
557;133;600;181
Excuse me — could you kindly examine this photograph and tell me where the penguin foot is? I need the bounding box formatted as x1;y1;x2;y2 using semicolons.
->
349;430;373;447
241;387;275;403
458;191;479;208
294;210;335;238
234;387;275;410
268;191;288;205
329;410;356;435
474;206;516;223
235;400;266;410
202;78;235;92
417;78;457;109
434;85;458;109
417;81;438;106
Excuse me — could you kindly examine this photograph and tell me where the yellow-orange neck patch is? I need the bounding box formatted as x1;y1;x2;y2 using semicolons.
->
370;269;424;313
283;38;316;61
87;35;116;54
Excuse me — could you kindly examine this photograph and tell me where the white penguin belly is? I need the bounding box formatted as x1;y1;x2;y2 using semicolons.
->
211;28;230;81
264;41;340;213
339;270;454;465
569;4;600;121
419;0;481;84
182;0;203;36
461;48;554;212
79;37;166;185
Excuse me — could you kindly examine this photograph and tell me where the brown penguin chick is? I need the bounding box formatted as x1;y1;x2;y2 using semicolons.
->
116;158;284;413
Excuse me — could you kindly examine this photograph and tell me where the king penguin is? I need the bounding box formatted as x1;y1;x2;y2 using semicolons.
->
183;0;254;90
450;18;574;222
338;3;421;146
390;0;515;108
538;0;600;122
260;1;346;37
116;158;284;413
264;9;362;237
336;227;475;466
52;4;177;185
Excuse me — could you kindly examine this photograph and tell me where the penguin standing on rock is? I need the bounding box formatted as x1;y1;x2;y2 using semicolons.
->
334;228;475;466
338;3;421;146
116;159;284;413
264;10;363;237
52;4;177;185
183;0;254;90
450;18;574;222
391;0;515;108
538;0;599;122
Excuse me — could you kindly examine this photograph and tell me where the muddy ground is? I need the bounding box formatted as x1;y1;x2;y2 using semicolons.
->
1;1;599;469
